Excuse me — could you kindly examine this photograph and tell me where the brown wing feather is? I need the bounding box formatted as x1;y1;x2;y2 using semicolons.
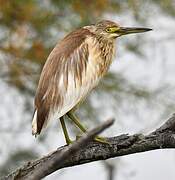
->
33;28;93;135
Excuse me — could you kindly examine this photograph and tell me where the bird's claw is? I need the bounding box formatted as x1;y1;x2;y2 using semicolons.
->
76;134;110;144
94;136;110;144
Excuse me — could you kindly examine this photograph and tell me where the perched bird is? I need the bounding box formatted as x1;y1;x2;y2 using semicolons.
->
32;20;152;144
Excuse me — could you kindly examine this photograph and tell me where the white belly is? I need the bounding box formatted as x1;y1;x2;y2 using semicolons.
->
50;59;100;121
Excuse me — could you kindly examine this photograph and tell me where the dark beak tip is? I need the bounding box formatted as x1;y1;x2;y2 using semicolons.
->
138;28;153;32
147;28;153;31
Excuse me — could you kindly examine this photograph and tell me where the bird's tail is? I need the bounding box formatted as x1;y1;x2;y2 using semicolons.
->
32;110;38;136
32;109;52;136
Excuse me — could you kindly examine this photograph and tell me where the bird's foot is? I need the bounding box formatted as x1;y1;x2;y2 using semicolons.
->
94;136;110;144
66;138;73;145
76;134;110;144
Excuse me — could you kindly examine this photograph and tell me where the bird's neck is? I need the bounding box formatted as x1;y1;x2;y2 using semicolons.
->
96;35;115;61
95;35;116;75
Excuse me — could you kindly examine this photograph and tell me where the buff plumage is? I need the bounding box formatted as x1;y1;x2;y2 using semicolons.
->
32;20;151;144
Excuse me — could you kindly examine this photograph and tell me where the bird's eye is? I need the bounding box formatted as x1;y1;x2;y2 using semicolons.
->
106;28;112;33
106;27;119;33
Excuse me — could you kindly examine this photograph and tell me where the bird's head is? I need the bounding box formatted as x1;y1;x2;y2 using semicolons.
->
91;20;152;40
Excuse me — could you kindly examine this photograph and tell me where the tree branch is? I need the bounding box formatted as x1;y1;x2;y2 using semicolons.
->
2;114;175;180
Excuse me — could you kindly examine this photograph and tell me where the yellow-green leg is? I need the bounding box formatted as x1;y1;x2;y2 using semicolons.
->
60;116;72;145
67;112;87;132
67;111;108;144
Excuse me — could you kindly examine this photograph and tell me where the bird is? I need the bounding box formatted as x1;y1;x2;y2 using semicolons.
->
32;20;152;144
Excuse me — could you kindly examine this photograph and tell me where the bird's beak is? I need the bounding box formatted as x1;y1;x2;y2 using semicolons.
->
117;27;152;36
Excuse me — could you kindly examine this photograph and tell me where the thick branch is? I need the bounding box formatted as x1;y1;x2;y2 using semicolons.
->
2;114;175;180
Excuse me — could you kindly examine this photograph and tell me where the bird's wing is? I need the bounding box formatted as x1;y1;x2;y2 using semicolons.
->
32;28;95;135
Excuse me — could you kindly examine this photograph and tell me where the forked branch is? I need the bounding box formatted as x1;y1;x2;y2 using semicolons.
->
2;114;175;180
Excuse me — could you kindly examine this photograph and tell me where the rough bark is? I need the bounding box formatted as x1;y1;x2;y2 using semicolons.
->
2;114;175;180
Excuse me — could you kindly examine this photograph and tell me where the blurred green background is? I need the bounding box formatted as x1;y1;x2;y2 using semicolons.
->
0;0;175;179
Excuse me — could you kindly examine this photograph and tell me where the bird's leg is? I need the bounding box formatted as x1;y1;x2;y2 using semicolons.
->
60;116;72;145
67;111;109;144
67;112;87;132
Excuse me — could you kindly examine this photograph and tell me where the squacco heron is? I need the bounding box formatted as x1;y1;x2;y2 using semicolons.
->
32;20;152;144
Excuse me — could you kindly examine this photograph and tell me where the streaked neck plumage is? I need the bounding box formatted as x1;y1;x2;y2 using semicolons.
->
84;26;116;77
